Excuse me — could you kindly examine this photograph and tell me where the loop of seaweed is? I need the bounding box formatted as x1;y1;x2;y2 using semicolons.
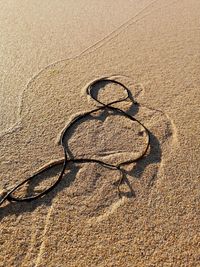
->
0;78;150;206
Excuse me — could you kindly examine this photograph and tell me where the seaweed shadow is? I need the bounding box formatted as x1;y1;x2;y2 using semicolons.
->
0;164;79;220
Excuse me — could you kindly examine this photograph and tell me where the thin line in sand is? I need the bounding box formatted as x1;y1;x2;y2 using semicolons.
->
0;0;162;138
34;204;55;267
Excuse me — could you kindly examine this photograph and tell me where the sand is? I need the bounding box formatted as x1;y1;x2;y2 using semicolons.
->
0;0;200;266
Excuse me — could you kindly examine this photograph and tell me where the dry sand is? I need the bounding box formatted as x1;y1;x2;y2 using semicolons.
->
0;0;200;266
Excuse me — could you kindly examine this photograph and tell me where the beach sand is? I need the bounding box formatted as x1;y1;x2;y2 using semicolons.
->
0;0;200;266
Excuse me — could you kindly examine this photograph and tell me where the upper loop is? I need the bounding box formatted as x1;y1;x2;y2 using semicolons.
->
86;78;131;107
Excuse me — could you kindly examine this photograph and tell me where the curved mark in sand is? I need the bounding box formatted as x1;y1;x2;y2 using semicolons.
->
0;0;164;138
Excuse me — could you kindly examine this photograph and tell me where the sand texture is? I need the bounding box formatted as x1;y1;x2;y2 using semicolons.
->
0;0;200;266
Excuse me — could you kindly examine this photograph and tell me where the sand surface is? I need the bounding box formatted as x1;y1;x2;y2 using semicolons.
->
0;0;200;266
0;0;150;134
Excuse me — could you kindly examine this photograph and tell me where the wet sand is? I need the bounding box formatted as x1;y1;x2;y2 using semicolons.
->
0;0;200;266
